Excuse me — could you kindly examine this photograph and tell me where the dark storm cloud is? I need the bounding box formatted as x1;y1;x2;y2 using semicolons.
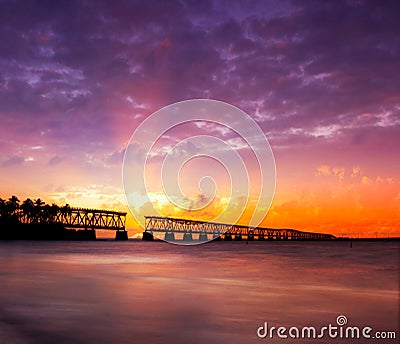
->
0;0;399;159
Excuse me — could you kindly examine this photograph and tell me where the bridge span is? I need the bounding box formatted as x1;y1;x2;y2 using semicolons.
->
57;208;128;240
20;207;128;240
143;216;336;242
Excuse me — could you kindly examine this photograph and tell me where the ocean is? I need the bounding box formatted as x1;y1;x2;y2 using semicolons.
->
0;240;398;343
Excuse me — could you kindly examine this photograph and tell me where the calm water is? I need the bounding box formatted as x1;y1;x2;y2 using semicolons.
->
0;241;398;344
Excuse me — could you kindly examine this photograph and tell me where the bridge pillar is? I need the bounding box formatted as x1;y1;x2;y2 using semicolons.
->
183;232;193;241
199;233;208;242
258;234;265;241
234;234;242;241
165;231;175;241
224;233;232;241
115;230;128;240
142;231;154;241
247;233;255;241
212;233;221;241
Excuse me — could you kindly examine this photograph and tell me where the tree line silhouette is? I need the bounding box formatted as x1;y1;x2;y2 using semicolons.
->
0;196;99;240
0;195;71;226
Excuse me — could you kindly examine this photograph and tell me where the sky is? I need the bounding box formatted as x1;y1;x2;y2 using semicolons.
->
0;0;399;237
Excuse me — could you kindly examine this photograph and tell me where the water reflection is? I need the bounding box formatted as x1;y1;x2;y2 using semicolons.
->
0;241;398;343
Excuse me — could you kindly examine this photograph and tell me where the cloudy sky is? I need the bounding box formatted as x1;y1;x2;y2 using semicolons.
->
0;0;399;237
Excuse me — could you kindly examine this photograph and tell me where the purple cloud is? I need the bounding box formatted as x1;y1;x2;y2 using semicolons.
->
0;0;398;193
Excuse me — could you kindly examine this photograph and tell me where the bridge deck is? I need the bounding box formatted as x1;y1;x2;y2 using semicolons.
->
144;216;336;241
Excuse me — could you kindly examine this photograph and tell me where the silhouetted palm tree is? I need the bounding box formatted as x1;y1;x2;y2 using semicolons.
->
8;195;20;212
0;198;5;220
49;204;60;223
21;198;35;223
60;204;71;222
34;198;45;223
42;204;60;224
6;196;20;220
42;204;52;223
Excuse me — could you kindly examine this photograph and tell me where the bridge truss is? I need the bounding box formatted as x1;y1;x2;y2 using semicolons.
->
144;216;336;241
55;208;127;230
19;207;127;231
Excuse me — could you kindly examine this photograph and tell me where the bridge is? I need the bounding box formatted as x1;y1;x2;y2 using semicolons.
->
20;207;128;240
143;216;336;242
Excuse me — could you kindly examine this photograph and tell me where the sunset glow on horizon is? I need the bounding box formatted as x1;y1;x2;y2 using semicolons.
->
0;1;399;238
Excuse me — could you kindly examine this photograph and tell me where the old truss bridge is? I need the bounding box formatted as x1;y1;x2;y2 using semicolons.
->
143;216;336;242
20;207;128;240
